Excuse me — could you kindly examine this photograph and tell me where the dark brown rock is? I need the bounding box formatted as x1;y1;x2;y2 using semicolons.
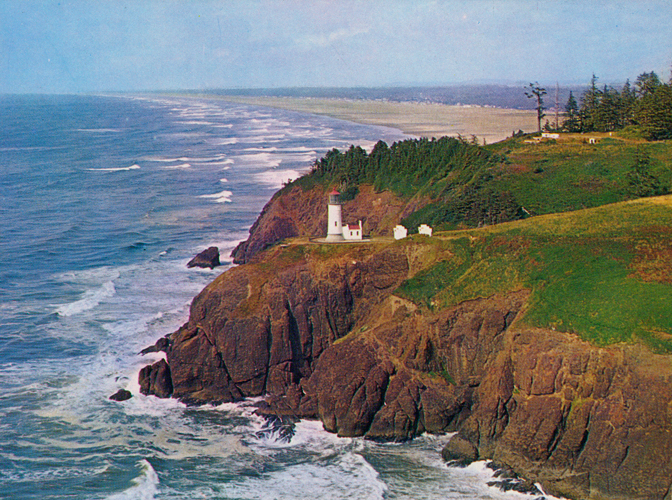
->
187;246;220;269
442;434;479;465
305;339;394;437
140;335;170;355
109;389;132;402
139;358;173;398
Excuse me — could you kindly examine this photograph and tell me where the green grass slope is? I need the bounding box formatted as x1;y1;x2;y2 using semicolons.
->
396;195;672;353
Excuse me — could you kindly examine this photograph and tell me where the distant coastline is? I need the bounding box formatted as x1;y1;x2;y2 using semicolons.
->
177;93;539;144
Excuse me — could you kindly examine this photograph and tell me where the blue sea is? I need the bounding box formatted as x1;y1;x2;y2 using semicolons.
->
0;94;546;499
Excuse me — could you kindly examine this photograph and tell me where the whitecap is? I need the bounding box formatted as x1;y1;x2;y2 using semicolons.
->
56;280;116;317
243;147;279;152
143;156;190;163
162;163;191;170
239;134;287;144
178;120;216;126
199;190;233;203
76;128;122;133
87;165;141;172
105;460;159;500
208;137;238;146
232;152;282;169
253;169;301;189
204;159;234;167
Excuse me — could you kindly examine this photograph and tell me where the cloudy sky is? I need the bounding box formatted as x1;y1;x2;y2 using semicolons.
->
2;0;671;93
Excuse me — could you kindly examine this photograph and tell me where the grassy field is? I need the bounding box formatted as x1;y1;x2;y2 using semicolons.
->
203;95;538;144
396;195;672;353
485;134;672;217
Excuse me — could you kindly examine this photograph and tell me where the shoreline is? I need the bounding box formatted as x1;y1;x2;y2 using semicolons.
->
180;94;539;144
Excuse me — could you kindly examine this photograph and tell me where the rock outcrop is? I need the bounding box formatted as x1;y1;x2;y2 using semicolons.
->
140;238;672;500
187;246;220;269
109;389;133;402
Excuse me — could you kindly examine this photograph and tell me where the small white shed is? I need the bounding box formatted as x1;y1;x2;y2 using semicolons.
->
393;225;408;240
418;224;433;237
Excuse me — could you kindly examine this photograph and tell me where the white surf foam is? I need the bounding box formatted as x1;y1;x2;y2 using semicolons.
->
88;165;141;172
206;159;234;167
105;460;159;500
199;190;233;203
162;163;191;170
222;450;387;500
178;120;216;126
253;169;302;189
143;156;190;163
208;137;238;146
76;128;122;133
56;279;117;317
232;152;282;169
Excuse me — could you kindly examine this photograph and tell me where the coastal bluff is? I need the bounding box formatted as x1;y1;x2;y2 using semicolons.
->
230;183;423;264
140;183;672;500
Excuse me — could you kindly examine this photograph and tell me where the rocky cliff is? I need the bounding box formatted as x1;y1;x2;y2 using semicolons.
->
230;183;423;263
141;234;672;500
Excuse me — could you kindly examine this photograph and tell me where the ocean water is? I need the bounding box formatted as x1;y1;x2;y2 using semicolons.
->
0;94;547;499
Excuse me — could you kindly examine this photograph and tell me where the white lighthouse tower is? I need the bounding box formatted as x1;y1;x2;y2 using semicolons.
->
326;189;344;241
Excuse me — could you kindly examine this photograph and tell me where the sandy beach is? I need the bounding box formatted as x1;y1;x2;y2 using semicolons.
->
208;95;538;144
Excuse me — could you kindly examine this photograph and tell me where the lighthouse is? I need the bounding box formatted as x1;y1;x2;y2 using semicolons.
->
326;189;344;241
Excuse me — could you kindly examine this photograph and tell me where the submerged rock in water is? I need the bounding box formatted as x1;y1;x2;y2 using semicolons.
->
442;434;479;466
254;414;297;444
187;247;220;269
109;389;133;402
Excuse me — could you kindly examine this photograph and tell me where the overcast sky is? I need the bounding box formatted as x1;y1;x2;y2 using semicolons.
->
2;0;671;93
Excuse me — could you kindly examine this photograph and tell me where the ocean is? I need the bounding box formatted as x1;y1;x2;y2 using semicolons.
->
0;94;546;499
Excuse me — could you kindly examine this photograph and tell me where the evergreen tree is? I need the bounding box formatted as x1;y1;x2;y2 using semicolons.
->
525;82;547;132
634;71;662;98
619;79;636;127
580;74;600;132
594;85;620;131
626;147;666;197
563;91;581;132
635;84;672;140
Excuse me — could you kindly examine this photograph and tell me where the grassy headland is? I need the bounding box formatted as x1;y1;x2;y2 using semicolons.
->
394;194;672;353
289;132;672;232
269;131;672;354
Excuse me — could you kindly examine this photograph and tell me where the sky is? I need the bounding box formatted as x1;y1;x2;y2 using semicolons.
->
1;0;672;93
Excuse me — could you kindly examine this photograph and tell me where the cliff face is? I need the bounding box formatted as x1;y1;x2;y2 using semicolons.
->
141;239;672;500
230;183;420;263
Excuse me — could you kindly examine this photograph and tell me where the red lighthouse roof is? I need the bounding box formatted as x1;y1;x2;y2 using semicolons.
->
328;189;340;196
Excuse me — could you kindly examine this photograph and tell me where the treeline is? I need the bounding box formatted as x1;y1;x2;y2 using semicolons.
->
300;136;523;229
562;72;672;140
